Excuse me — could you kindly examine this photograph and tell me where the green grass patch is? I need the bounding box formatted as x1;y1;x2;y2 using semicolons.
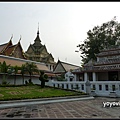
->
0;85;86;101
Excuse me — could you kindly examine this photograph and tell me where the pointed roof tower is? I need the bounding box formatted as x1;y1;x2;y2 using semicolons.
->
33;23;42;47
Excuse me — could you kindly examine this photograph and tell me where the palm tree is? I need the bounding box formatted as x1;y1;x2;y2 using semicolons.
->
13;65;19;85
20;64;26;85
39;70;48;88
25;62;38;82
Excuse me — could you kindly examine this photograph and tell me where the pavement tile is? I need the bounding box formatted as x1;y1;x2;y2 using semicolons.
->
0;97;120;118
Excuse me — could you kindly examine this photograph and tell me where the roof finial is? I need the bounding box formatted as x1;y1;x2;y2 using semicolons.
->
38;22;39;31
19;35;21;42
37;22;39;35
10;34;13;40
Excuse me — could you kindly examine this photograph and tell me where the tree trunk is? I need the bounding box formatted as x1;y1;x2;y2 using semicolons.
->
41;80;45;88
22;75;24;85
14;74;16;85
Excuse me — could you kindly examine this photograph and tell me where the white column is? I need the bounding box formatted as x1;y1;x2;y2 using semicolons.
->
84;72;88;82
93;72;96;82
74;74;77;81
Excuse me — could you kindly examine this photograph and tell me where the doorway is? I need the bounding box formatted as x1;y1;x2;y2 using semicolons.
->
108;71;118;81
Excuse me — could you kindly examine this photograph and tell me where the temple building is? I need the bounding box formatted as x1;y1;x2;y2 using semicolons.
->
51;45;120;97
75;45;120;96
25;27;56;71
0;36;26;59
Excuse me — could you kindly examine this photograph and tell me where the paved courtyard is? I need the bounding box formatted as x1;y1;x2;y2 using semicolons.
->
0;97;120;118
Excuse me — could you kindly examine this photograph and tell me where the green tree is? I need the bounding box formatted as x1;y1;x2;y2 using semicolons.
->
39;70;48;88
25;62;38;82
0;61;11;84
77;16;120;64
20;64;26;85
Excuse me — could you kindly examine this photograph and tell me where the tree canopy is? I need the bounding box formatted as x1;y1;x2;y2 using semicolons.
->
25;62;38;81
77;16;120;65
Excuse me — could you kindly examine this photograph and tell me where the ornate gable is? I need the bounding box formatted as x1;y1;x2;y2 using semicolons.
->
54;60;66;73
11;41;26;59
25;44;35;55
4;40;26;59
0;38;13;54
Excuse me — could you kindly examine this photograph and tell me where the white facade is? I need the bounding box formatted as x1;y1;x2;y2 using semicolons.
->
65;71;75;81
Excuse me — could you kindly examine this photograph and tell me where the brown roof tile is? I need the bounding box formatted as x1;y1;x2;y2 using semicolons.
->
0;55;49;71
4;45;16;55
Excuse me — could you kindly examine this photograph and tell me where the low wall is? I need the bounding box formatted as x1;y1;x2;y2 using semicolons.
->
0;74;53;86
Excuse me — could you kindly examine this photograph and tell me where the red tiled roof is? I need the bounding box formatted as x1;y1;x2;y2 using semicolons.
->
0;43;8;53
4;45;16;55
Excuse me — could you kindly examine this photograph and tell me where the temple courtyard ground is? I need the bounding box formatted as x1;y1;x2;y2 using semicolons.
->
0;96;120;119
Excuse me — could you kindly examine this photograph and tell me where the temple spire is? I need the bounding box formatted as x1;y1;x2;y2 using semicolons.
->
33;22;41;44
37;22;39;35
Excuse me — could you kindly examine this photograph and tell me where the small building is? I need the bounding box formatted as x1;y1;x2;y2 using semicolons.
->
53;60;80;81
53;60;80;75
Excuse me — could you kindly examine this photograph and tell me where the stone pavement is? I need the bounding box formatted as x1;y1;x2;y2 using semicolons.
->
0;97;120;119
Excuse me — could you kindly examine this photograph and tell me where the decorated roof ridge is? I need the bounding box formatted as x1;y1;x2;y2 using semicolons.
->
7;36;26;59
8;44;16;48
13;36;26;59
58;60;80;67
83;64;120;72
94;58;120;66
0;42;8;47
0;35;13;53
96;50;120;57
100;45;120;52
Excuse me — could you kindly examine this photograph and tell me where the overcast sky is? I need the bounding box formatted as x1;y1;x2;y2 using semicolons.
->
0;2;120;66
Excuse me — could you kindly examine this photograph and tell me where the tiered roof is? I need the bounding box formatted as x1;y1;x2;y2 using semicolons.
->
83;46;120;72
25;27;55;64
